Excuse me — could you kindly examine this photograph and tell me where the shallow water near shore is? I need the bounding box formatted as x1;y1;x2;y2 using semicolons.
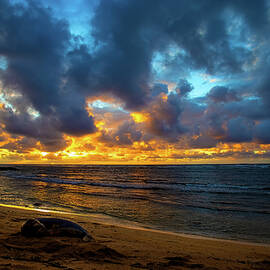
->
0;164;269;244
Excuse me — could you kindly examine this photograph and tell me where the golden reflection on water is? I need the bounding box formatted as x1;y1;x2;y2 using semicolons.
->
29;172;157;221
31;180;87;207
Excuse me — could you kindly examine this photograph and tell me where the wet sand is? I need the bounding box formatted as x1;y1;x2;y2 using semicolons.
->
0;205;269;270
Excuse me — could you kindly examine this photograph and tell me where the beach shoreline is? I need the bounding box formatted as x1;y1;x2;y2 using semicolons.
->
1;203;269;247
0;204;269;269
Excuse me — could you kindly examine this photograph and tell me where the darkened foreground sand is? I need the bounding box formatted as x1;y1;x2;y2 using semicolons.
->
0;205;269;270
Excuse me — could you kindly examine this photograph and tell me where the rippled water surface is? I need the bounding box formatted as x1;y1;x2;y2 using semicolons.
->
0;164;269;243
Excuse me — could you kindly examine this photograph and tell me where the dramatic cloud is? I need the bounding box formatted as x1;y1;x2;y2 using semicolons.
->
255;120;270;144
0;0;96;151
146;92;186;142
208;86;240;103
100;120;143;146
0;0;270;163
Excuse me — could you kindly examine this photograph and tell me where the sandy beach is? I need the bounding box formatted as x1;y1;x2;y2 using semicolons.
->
0;205;268;270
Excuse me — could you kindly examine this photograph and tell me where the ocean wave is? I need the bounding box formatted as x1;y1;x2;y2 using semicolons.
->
185;204;270;215
1;170;269;196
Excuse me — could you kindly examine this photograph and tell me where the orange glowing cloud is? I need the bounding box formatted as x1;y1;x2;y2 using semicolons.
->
0;91;270;164
131;112;149;123
1;135;270;164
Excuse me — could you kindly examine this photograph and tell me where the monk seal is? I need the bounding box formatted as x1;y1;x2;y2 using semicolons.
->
21;218;93;242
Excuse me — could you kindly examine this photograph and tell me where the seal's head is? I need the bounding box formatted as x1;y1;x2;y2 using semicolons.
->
21;218;48;237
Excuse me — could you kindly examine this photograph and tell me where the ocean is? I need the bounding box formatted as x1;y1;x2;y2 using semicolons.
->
0;164;269;244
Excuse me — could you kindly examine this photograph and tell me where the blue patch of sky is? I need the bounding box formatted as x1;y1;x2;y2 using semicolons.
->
92;100;109;109
40;0;97;48
10;0;96;47
188;71;226;98
0;57;7;70
151;49;225;98
91;100;128;113
27;107;40;119
0;93;14;111
151;45;189;81
151;52;166;75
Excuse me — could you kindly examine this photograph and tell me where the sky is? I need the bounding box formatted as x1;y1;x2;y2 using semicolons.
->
0;0;270;164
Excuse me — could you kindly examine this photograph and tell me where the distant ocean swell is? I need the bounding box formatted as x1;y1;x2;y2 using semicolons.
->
1;169;269;194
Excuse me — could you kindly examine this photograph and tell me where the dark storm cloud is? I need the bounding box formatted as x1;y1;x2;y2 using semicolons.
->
2;137;38;153
254;120;270;144
151;83;168;97
257;76;270;112
175;79;193;97
146;92;186;142
188;133;218;149
1;107;68;151
202;98;256;143
99;120;142;146
225;117;254;143
200;92;269;145
0;0;95;148
208;86;240;103
0;0;68;115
